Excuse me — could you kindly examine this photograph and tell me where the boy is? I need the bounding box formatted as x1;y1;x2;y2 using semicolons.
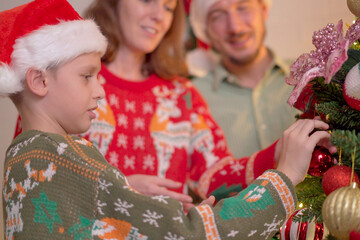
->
0;0;331;239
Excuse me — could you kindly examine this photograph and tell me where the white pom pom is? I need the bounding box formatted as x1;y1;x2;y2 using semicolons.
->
0;63;23;97
185;48;219;78
344;63;360;110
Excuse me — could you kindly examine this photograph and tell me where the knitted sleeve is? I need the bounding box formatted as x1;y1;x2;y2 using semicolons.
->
186;84;276;199
95;168;297;240
3;132;296;239
3;132;105;240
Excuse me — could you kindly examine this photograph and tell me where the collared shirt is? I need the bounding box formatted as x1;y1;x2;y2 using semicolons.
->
193;51;300;158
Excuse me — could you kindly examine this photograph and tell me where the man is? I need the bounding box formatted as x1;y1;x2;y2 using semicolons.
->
189;0;299;158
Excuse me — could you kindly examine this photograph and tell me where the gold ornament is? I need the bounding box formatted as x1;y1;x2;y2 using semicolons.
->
322;183;360;240
326;114;330;121
347;0;360;17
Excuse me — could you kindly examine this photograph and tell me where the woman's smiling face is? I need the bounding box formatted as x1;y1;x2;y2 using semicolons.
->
117;0;177;54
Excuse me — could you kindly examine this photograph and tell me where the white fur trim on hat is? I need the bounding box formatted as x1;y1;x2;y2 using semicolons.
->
0;19;107;97
0;64;22;97
190;0;219;45
189;0;272;44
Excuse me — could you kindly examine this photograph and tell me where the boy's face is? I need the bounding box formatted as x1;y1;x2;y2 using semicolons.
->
45;52;104;135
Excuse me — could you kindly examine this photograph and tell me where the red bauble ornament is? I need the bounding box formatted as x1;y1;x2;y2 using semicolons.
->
308;147;334;177
350;231;360;240
322;165;360;195
280;209;328;240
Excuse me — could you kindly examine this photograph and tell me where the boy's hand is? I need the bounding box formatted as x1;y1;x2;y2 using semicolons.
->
274;117;336;164
276;119;331;186
127;174;193;203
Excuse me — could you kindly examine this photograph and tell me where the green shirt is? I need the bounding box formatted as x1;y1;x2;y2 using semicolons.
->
3;130;297;239
193;52;299;158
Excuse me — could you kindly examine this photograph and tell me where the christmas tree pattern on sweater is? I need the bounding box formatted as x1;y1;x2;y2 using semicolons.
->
3;130;296;239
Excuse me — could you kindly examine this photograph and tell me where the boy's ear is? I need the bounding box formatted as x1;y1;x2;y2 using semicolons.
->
25;67;49;96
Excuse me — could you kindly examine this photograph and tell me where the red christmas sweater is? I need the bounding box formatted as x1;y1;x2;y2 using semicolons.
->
14;65;277;199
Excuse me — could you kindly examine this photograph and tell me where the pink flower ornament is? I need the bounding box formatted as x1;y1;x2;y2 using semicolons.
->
286;18;360;106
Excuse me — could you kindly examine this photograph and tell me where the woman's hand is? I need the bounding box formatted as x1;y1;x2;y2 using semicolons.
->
127;174;193;203
199;195;215;205
183;195;216;212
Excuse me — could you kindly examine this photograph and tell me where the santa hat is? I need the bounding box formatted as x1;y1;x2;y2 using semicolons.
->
0;0;107;97
189;0;272;45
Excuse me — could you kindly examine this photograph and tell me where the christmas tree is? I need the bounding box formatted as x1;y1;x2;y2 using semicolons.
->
278;2;360;240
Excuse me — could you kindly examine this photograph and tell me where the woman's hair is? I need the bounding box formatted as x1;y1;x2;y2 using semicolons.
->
84;0;188;79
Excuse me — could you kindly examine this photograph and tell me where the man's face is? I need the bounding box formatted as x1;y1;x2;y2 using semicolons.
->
206;0;268;65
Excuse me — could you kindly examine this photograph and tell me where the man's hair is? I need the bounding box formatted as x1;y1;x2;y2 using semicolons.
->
84;0;188;79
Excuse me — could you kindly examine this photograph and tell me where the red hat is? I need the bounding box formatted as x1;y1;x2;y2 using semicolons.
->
0;0;107;97
189;0;272;44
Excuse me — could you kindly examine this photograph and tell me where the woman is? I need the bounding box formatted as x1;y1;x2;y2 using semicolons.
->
78;0;278;209
79;0;281;208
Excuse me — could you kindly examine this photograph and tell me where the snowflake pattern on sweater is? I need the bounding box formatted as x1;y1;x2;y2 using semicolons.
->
80;66;277;199
3;131;297;239
12;67;277;199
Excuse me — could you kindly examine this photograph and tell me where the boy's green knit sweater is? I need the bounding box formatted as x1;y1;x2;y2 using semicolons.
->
3;130;297;240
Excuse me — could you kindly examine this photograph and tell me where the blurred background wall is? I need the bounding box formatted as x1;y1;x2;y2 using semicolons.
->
0;0;355;236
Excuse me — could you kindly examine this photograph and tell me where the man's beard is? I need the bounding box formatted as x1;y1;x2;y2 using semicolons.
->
228;46;261;65
224;29;266;66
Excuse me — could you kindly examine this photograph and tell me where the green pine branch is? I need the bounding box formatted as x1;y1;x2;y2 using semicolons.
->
294;177;326;223
332;49;360;84
316;102;360;131
290;47;360;240
311;79;345;104
330;130;360;172
325;234;340;240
